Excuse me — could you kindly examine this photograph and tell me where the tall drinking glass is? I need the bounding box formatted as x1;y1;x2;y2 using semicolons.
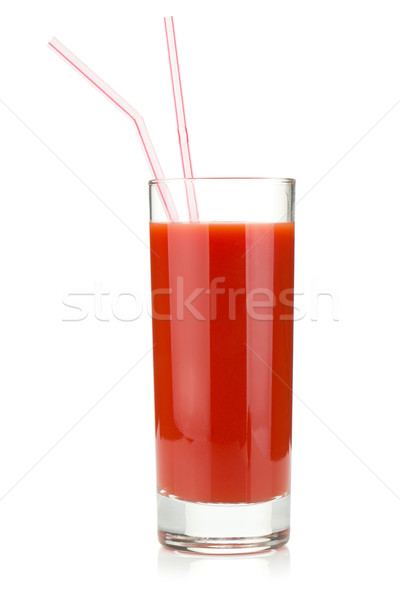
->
149;178;295;554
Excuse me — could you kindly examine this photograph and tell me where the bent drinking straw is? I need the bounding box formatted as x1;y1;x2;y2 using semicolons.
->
48;37;179;222
164;17;199;221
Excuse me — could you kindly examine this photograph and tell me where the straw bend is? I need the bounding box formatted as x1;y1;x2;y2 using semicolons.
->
48;37;179;222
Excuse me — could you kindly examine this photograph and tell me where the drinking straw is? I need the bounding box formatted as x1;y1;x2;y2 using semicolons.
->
164;17;199;221
48;37;179;222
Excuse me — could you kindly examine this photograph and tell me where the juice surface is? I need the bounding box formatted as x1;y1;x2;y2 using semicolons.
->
150;222;294;503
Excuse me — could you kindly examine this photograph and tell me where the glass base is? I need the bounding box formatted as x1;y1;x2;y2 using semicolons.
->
157;492;290;555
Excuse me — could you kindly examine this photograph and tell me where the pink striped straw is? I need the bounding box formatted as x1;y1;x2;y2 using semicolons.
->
48;37;179;222
164;17;199;221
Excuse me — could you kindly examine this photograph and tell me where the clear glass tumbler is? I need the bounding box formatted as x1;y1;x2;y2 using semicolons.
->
149;178;295;554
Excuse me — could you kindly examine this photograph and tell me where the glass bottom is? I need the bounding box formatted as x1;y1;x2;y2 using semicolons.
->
157;492;290;555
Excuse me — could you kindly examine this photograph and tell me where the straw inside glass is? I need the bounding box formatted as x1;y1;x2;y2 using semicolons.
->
164;17;199;221
48;37;179;222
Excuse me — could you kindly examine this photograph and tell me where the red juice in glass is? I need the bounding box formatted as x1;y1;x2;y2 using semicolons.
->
149;178;295;553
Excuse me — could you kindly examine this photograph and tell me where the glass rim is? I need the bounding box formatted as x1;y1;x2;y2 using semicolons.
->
149;176;296;185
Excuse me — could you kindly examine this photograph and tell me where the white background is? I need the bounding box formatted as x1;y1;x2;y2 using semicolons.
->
0;0;399;597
